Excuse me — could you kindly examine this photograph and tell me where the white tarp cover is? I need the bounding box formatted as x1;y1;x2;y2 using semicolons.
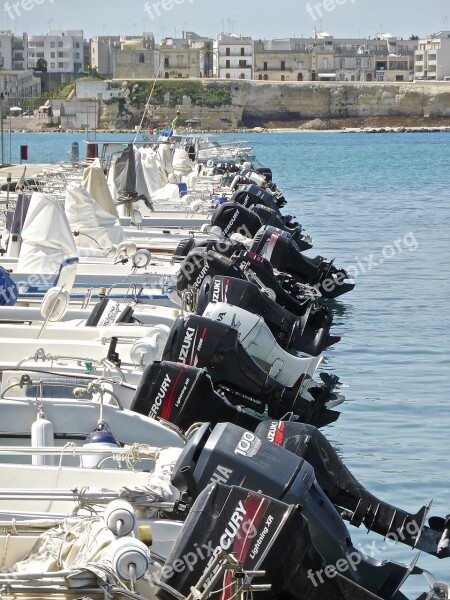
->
17;192;78;274
134;146;150;199
157;142;174;180
173;148;193;176
13;517;117;582
82;158;119;218
138;147;166;195
65;184;125;250
150;184;181;202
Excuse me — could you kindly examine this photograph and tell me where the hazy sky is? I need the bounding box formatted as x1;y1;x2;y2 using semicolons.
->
1;0;449;41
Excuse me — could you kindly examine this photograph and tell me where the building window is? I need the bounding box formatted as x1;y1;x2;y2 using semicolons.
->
263;61;268;71
259;74;263;80
239;59;246;67
139;53;145;63
75;42;80;48
240;73;245;79
226;59;230;68
281;75;285;81
58;62;64;68
356;58;361;67
58;52;63;57
226;72;231;78
164;57;170;68
339;58;345;69
51;62;55;69
241;47;245;56
281;60;286;71
51;52;55;58
58;42;63;47
264;74;269;80
51;42;55;48
226;47;230;56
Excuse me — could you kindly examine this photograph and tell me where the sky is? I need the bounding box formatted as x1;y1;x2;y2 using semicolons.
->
1;0;449;41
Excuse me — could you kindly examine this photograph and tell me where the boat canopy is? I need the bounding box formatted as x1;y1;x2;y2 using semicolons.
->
82;158;119;218
65;184;125;251
17;192;78;274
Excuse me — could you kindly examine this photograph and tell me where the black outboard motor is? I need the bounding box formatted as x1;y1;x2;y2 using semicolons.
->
156;483;384;600
211;202;312;251
232;184;282;214
170;425;424;599
256;166;273;182
250;226;355;299
176;249;319;315
251;203;301;231
257;420;450;559
131;361;259;431
211;202;264;239
161;315;339;427
173;237;239;262
196;276;340;356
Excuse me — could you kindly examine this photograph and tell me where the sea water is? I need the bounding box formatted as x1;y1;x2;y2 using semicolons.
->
6;130;450;597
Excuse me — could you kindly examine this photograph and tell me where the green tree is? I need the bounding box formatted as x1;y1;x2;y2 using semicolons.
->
34;58;48;72
201;41;214;78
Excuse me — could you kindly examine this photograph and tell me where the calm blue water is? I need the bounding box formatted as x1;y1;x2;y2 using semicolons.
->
8;131;450;597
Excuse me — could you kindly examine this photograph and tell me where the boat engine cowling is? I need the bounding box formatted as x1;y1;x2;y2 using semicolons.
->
211;202;264;238
256;420;450;558
161;315;339;427
202;302;322;388
196;276;339;356
131;361;259;431
156;483;347;600
232;184;282;214
170;426;426;599
250;226;355;299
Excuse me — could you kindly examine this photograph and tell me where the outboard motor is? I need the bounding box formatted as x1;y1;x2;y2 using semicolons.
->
232;184;282;214
202;302;322;387
211;202;263;239
176;249;319;316
256;421;450;559
196;276;339;356
173;237;239;263
170;425;423;599
157;483;380;600
256;166;273;182
212;203;312;251
250;226;355;299
162;315;339;427
131;361;259;431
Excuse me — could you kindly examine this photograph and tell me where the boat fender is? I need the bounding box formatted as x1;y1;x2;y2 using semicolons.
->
130;326;171;367
189;199;203;213
110;538;150;581
82;421;119;469
103;500;136;537
31;409;55;466
40;287;70;322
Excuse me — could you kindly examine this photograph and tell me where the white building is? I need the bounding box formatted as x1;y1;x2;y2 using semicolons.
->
0;31;13;70
415;31;450;80
0;70;41;105
76;80;120;100
213;34;254;79
27;30;84;73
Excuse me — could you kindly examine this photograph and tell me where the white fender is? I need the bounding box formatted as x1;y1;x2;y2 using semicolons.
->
40;288;70;322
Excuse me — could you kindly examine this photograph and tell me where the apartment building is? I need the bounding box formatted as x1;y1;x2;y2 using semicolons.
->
415;31;450;79
0;70;41;105
27;30;84;73
0;31;13;70
159;32;209;78
213;34;254;80
113;35;156;79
